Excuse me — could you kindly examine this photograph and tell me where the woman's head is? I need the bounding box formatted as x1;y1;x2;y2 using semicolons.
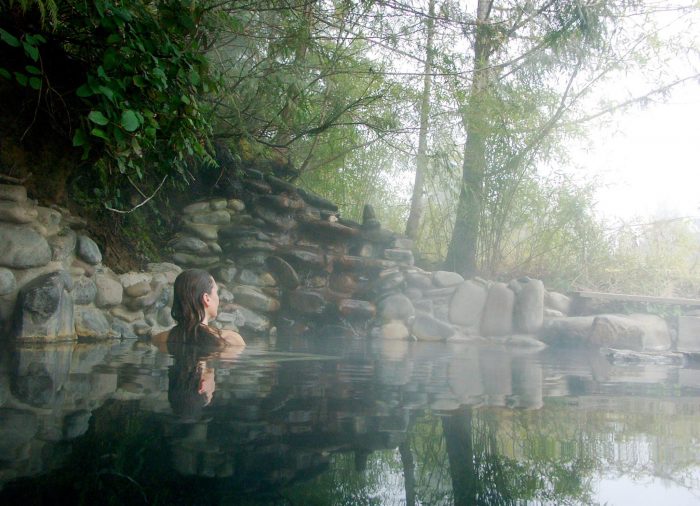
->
171;269;220;336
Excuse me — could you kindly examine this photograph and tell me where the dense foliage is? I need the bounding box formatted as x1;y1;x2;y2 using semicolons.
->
0;0;698;292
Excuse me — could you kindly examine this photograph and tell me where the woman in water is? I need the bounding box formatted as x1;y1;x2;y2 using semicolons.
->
153;268;245;347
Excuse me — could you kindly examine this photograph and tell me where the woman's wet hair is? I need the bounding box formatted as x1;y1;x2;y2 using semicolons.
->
169;269;223;346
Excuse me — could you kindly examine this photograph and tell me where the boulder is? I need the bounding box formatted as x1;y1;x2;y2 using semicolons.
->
449;279;488;333
480;282;515;337
120;272;153;298
545;291;571;315
171;236;210;254
72;276;97;305
377;293;415;323
74;306;112;339
219;304;271;333
236;269;276;287
172;252;219;267
0;224;51;268
231;285;280;313
182;222;219;241
338;299;376;320
188;210;231;225
183;201;211;214
77;235;102;265
511;277;544;334
382;249;414;265
540;316;596;346
371;321;410;340
411;312;455;341
36;206;61;232
94;272;123;308
0;267;16;295
48;229;77;261
589;313;670;351
212;264;238;285
0;201;38;224
13;271;75;341
432;271;464;288
288;289;327;315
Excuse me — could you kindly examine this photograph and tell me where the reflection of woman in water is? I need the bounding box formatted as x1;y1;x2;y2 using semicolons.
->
153;268;245;347
168;350;217;417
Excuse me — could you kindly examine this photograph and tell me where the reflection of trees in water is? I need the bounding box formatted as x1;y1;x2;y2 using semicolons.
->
408;406;599;505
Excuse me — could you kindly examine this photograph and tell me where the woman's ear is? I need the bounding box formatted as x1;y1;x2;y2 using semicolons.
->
202;292;211;307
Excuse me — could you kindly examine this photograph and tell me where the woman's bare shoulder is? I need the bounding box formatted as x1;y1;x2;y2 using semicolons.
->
221;329;246;347
151;329;170;344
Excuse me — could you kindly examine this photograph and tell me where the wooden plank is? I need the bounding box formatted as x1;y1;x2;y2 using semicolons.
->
572;291;700;306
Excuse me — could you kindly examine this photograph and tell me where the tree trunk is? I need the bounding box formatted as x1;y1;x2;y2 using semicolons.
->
405;0;435;240
442;407;477;506
444;0;492;276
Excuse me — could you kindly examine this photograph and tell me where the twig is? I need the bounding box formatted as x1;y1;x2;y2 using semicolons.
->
105;175;168;214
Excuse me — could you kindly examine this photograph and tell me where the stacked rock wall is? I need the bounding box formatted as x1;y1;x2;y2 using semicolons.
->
0;176;676;352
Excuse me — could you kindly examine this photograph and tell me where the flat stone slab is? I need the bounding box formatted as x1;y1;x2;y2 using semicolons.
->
678;315;700;352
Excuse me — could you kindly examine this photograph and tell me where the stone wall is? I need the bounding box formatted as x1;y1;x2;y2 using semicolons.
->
0;177;675;352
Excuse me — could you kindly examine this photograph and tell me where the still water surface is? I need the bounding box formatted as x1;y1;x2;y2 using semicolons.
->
1;336;700;505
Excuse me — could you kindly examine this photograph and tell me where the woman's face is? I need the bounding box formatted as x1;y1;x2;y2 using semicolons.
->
204;278;220;322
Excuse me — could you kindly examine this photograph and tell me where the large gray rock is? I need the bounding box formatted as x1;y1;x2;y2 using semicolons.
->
0;224;51;268
371;321;410;340
94;272;123;307
236;269;276;287
545;291;571;315
77;235;102;265
412;312;455;341
172;252;219;267
48;228;77;261
182;221;219;241
432;271;464;288
377;293;415;323
171;236;210;254
231;285;280;313
72;275;97;305
0;267;16;295
120;272;153;297
13;271;75;341
188;210;231;225
540;316;595;346
265;256;300;289
220;304;271;333
36;206;62;236
511;277;544;334
589;313;671;351
0;201;37;224
288;289;327;315
449;279;488;333
480;282;514;337
74;306;112;339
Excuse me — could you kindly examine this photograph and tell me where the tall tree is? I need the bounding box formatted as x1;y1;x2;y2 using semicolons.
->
405;0;435;240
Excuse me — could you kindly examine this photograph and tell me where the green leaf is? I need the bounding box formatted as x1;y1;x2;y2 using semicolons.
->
23;41;39;61
14;72;27;87
0;68;10;80
188;69;200;86
0;28;20;47
72;128;88;147
120;110;140;132
29;77;41;90
97;85;114;101
88;110;109;126
25;65;41;75
76;84;93;97
90;127;109;140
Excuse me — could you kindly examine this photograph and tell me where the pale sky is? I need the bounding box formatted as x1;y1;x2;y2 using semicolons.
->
574;81;700;222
